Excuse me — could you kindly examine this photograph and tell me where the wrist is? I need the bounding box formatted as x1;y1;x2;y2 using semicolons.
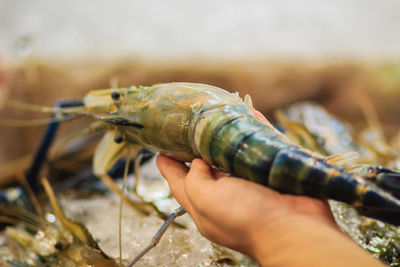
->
248;215;382;267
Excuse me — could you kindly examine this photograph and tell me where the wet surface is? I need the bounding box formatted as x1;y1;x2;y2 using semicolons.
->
331;201;400;266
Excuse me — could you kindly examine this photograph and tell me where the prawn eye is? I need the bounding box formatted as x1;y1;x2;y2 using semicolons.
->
111;91;122;107
111;91;120;100
114;135;124;143
54;241;64;250
114;129;125;143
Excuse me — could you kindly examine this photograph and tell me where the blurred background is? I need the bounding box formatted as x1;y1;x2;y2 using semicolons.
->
1;0;400;177
1;0;400;162
2;0;400;61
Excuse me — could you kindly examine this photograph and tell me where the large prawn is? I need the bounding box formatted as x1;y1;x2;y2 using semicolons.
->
2;82;400;265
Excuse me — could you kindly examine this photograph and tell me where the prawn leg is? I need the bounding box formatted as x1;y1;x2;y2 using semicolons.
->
22;98;153;215
95;134;185;222
26;98;84;192
94;130;156;215
128;153;186;226
2;99;84;214
126;207;186;266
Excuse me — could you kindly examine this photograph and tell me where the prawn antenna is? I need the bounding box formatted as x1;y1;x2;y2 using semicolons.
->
0;116;75;127
0;98;86;127
0;98;86;114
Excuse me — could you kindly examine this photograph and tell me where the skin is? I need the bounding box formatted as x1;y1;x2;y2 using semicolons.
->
156;110;383;267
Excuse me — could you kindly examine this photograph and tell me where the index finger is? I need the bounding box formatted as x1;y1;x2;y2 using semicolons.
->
156;155;195;214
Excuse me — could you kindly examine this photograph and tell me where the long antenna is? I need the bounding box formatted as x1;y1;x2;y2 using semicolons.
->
1;98;86;114
0;116;75;127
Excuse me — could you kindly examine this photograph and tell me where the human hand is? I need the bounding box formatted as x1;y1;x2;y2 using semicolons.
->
156;109;383;266
156;156;339;260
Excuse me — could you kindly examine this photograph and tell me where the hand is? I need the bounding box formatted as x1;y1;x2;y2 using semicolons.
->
157;156;383;266
157;155;334;253
157;109;337;254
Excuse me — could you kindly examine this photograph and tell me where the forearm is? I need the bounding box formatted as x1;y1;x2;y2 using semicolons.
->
251;215;383;267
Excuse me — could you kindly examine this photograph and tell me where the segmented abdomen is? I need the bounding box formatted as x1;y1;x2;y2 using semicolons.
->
192;104;375;205
192;104;293;185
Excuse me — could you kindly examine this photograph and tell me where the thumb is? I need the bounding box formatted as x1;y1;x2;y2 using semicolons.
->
184;159;221;211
